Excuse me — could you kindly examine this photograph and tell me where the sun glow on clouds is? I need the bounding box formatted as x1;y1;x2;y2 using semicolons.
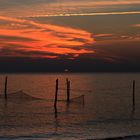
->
0;16;94;59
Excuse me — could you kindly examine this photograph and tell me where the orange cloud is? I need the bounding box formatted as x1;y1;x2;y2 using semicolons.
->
0;16;95;59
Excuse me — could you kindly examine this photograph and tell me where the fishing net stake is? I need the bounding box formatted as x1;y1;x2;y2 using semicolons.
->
54;79;58;109
66;78;70;102
4;76;8;100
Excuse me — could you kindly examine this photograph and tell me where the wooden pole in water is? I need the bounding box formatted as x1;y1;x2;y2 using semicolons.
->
54;79;58;109
132;80;135;110
66;78;69;102
68;81;70;101
66;78;70;102
4;76;8;100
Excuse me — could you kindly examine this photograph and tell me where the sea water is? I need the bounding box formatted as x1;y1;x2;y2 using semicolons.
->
0;73;140;140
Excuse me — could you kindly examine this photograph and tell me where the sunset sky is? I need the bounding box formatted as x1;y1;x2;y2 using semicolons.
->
0;0;140;72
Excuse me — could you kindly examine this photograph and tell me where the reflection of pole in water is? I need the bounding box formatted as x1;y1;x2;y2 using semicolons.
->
131;107;135;120
54;107;58;119
54;107;59;132
4;99;7;108
66;101;70;112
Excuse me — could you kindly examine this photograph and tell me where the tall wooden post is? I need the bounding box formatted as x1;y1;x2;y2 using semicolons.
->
132;80;135;110
66;78;70;102
54;79;58;109
4;76;8;100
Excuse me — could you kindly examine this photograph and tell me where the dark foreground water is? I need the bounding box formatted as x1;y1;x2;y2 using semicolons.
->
0;73;140;140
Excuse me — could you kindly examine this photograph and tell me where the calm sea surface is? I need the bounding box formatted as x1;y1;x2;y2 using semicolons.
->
0;73;140;139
